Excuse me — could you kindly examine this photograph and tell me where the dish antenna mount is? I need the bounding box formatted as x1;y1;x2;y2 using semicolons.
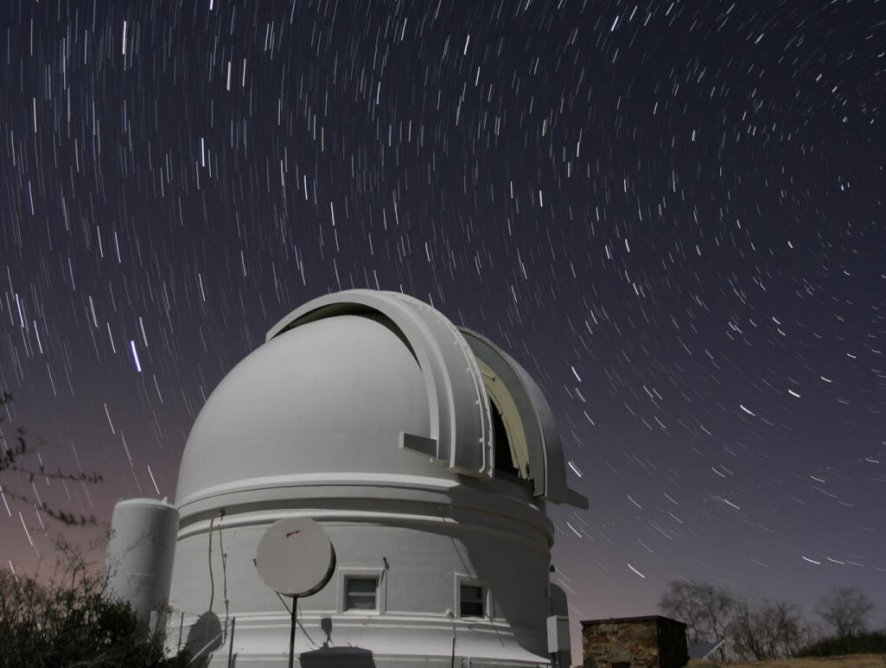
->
256;518;336;667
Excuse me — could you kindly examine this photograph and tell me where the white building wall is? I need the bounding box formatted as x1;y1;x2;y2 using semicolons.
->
167;475;552;666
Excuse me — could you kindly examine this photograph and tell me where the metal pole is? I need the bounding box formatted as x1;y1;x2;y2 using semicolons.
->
227;617;236;667
288;596;298;668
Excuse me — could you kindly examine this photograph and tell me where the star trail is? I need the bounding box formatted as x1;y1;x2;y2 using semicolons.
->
1;0;884;628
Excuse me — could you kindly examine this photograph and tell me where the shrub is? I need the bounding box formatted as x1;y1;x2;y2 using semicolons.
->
0;546;189;667
797;631;886;657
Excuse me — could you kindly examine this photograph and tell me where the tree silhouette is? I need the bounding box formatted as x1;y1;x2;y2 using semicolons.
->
659;579;736;646
0;391;103;526
728;598;807;660
815;587;875;637
0;540;189;667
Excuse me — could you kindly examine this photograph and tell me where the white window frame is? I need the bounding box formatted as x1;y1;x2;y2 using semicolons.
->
455;574;490;619
338;568;385;614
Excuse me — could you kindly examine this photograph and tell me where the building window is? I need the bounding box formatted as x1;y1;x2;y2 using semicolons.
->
345;577;378;611
459;584;485;618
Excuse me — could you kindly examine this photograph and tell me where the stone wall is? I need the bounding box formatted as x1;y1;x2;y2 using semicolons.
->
582;616;688;668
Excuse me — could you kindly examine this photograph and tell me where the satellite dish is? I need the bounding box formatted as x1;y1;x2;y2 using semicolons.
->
255;518;336;597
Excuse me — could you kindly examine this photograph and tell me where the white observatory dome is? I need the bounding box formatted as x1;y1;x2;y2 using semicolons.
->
110;290;587;667
176;313;436;504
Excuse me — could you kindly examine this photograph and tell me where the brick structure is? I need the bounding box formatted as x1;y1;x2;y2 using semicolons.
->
582;615;688;668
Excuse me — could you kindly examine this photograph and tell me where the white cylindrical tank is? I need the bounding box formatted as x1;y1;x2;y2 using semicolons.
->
106;498;179;627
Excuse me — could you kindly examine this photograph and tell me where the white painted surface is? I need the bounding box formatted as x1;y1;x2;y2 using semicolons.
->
105;498;178;625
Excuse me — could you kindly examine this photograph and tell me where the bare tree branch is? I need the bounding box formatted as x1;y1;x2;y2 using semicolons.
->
0;392;102;526
815;587;875;637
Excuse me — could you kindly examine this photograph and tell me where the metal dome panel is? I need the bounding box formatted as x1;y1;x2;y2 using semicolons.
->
459;328;588;508
266;290;494;477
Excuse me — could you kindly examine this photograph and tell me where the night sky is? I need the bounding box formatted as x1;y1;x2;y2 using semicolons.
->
1;0;885;635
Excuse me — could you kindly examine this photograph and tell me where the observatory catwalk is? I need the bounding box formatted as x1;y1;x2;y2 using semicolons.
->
105;289;586;667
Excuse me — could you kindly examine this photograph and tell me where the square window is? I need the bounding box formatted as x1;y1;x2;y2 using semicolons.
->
460;584;485;617
345;577;378;611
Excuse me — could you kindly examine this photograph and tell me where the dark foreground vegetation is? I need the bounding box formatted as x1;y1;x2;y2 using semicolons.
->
797;631;886;658
660;579;883;663
0;546;189;668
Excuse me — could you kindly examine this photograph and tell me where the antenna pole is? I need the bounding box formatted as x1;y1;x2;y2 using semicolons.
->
288;596;297;668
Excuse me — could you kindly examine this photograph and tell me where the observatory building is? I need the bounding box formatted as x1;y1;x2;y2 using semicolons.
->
106;289;586;667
